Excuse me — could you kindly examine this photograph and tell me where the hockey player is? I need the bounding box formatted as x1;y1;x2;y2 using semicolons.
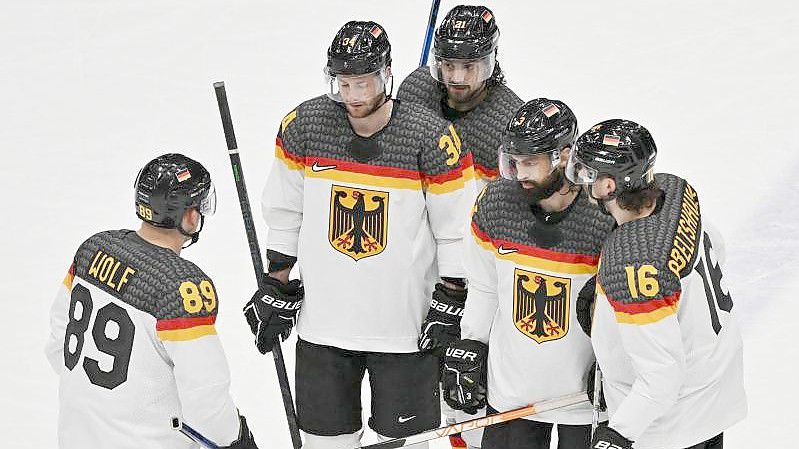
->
441;99;615;449
398;5;523;187
565;120;747;449
243;22;475;449
399;7;522;447
45;154;257;449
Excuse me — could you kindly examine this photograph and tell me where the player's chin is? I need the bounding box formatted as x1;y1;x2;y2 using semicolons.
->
446;85;472;100
344;103;370;118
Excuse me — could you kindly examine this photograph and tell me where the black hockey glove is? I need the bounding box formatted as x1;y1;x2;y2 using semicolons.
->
442;339;488;415
586;362;607;412
590;425;633;449
576;275;597;337
221;415;258;449
419;282;467;352
243;274;303;354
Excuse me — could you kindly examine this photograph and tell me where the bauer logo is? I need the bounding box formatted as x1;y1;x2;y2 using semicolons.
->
328;185;388;261
513;268;571;344
445;347;478;361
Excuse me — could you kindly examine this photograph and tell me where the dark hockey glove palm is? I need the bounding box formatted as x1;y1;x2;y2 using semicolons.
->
442;339;488;415
221;415;259;449
576;275;597;336
590;425;633;449
419;283;467;352
243;275;303;354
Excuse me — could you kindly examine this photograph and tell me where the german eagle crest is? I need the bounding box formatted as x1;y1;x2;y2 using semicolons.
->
513;268;571;343
328;185;388;261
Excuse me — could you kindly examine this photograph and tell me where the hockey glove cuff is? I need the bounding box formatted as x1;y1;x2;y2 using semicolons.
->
243;274;303;354
419;283;468;352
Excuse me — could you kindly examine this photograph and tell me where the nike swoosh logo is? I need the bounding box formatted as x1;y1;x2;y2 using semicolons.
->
311;162;337;172
397;415;416;423
497;245;518;255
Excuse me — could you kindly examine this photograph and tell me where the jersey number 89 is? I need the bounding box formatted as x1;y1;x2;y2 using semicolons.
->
63;284;135;390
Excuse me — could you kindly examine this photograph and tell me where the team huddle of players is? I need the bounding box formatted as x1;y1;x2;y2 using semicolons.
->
47;5;747;449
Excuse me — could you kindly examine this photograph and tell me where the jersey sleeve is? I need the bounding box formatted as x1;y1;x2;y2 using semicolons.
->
598;263;686;442
420;122;477;278
45;263;75;374
460;188;498;343
262;108;305;258
155;276;240;446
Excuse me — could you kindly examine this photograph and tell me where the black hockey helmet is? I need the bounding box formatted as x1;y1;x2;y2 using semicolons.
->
498;98;578;180
566;119;657;193
327;21;391;76
433;5;499;60
430;6;500;86
134;153;216;243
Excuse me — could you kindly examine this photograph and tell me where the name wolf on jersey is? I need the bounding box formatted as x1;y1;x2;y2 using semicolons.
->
87;249;136;293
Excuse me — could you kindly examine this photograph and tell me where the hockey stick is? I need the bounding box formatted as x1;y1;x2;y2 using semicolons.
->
213;81;303;449
172;417;220;449
359;392;588;449
591;364;603;437
418;0;442;66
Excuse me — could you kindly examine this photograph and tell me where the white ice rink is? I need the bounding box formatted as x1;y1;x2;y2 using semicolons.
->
2;1;798;447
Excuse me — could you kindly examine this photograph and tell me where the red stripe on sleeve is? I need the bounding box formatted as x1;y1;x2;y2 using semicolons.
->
608;290;682;315
156;315;217;331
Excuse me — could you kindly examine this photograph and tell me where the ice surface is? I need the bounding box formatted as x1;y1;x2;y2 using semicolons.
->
2;1;797;447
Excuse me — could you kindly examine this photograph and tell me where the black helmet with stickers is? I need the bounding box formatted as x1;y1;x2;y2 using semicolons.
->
134;153;216;245
325;21;392;102
566;119;657;193
430;5;500;84
327;21;391;75
498;98;578;181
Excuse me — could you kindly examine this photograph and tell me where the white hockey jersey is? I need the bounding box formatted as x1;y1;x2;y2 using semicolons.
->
592;174;747;448
262;97;476;353
461;180;615;424
45;230;241;449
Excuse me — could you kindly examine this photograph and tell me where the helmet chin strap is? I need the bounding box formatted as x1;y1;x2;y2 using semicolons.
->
178;214;204;249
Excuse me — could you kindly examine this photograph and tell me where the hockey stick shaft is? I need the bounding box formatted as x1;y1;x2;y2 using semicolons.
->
591;364;603;437
418;0;442;66
359;392;589;449
172;418;220;449
213;81;303;449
